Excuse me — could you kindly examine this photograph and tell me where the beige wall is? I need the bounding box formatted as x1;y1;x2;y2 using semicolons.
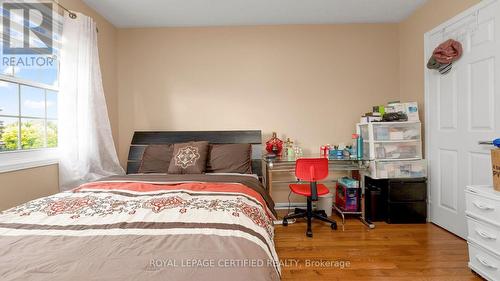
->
398;0;480;122
0;0;483;209
0;165;59;210
115;0;483;166
0;0;118;210
117;24;400;164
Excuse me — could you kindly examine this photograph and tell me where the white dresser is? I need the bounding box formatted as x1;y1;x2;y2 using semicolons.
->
465;185;500;281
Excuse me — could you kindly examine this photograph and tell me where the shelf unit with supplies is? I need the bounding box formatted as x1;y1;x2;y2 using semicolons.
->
357;121;427;179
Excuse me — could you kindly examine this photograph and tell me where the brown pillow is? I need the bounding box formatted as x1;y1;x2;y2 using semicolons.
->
207;144;252;174
138;144;174;173
168;141;209;174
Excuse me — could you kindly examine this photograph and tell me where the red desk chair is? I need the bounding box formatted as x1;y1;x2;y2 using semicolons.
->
283;158;337;237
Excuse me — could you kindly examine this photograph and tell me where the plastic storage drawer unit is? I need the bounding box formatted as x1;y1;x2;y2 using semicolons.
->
357;121;423;161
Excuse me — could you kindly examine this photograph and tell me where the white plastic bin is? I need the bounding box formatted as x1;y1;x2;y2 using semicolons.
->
317;192;334;216
372;123;421;141
358;122;421;141
369;159;427;179
357;121;423;160
372;141;422;160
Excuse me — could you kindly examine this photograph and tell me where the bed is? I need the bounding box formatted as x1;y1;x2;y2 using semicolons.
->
0;130;280;281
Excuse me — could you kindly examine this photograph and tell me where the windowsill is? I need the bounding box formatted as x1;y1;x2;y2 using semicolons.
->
0;148;59;174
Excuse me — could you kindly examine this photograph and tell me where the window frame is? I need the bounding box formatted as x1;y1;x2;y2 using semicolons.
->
0;3;62;173
0;72;59;173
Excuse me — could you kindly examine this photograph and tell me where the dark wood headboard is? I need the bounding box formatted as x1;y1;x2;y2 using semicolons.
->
127;130;263;177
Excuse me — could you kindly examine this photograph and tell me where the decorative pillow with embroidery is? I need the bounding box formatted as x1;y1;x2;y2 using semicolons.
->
168;141;209;174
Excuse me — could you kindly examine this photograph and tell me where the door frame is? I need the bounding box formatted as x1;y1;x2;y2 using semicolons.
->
424;0;497;225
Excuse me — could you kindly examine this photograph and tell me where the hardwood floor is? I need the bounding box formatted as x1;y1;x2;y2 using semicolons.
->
274;213;483;281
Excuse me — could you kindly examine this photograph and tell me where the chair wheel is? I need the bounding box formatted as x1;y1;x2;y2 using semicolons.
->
306;230;313;237
331;223;337;230
282;219;288;226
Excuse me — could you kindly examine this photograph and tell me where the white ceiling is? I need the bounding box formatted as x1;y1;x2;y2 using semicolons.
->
82;0;428;28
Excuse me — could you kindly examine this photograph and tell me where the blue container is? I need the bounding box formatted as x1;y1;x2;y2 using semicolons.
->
338;177;359;188
336;149;343;159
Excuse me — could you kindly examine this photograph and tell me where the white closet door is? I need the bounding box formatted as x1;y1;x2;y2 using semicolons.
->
426;0;500;239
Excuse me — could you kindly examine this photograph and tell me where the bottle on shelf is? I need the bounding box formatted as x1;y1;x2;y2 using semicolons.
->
285;138;295;160
357;134;363;159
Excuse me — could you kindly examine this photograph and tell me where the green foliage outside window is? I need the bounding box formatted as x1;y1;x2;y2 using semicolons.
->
47;122;58;148
0;121;57;151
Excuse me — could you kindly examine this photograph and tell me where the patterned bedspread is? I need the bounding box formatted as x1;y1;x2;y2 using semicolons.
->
0;175;280;281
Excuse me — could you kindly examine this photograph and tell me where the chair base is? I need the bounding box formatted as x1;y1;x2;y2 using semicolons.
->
282;204;337;237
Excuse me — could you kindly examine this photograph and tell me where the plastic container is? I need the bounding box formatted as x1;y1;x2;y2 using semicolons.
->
359;126;369;140
338;176;359;188
317;192;333;216
372;141;422;160
369;159;427;179
357;121;422;160
358;122;421;141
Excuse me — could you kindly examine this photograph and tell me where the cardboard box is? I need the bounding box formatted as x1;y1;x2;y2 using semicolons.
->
493;149;500;192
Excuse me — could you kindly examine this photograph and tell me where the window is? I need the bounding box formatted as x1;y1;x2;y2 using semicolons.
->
0;64;59;152
0;2;61;171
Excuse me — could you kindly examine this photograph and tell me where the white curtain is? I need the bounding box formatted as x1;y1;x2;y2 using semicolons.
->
58;13;124;191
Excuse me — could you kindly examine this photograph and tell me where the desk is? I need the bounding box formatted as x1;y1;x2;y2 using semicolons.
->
263;156;374;229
